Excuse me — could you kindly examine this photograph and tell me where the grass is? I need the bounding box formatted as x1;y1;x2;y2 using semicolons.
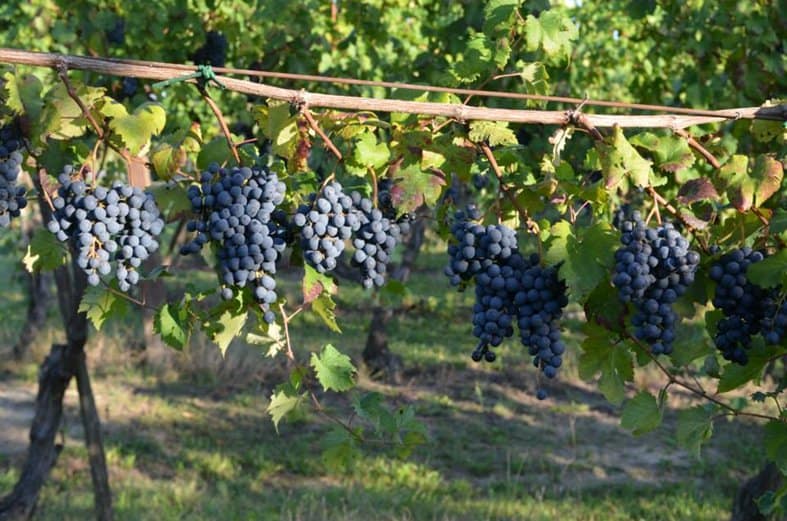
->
0;244;769;520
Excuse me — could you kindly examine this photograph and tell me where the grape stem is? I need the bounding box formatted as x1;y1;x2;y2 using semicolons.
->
674;128;721;169
624;331;783;423
301;107;343;161
278;302;297;364
198;86;241;165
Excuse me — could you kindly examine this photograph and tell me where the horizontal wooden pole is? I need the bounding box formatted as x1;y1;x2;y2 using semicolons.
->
0;48;784;130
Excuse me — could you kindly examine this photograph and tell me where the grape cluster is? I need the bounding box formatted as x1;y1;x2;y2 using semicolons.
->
516;260;569;384
444;211;569;399
470;253;529;362
47;166;165;290
350;191;403;289
292;182;359;275
444;206;518;286
0;124;28;227
613;212;700;355
192;31;228;67
709;248;779;364
181;164;286;323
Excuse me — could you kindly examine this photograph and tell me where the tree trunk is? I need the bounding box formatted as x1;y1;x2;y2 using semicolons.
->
0;343;78;521
730;462;783;521
362;210;427;380
74;353;113;521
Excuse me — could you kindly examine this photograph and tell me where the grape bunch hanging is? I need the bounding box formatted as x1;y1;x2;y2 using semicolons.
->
444;207;569;400
180;164;288;323
0;124;28;228
709;248;785;364
47;166;165;291
612;211;700;355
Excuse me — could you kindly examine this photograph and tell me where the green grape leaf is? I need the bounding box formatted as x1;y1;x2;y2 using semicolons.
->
197;136;236;170
2;72;43;121
621;391;662;436
598;126;653;189
670;321;713;366
676;406;714;458
717;343;780;393
546;221;616;303
247;322;286;358
255;101;299;159
78;285;129;331
483;0;522;34
321;426;361;469
351;132;390;170
108;102;166;155
267;389;307;433
528;10;578;63
578;324;634;405
23;229;67;272
468;121;518;147
630;132;695;174
39;84;105;141
312;293;341;333
764;421;787;475
310;344;356;392
747;249;787;289
154;302;191;350
451;33;493;83
210;308;248;356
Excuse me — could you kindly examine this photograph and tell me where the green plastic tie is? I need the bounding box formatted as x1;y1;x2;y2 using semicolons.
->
153;65;226;90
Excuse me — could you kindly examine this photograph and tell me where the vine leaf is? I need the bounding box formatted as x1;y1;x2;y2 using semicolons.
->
630;132;695;174
751;155;783;206
247;322;286;358
717;343;777;393
525;11;578;63
621;391;662;436
578;323;633;405
2;71;43;121
450;33;493;83
311;344;356;392
209;308;248;356
154;302;191;350
483;0;523;34
747;249;787;289
302;264;336;304
468;121;518;147
105;102;166;155
23;228;67;272
545;221;617;303
40;83;105;141
597;126;652;189
677;178;719;204
719;155;754;211
79;285;129;331
676;406;714;458
267;389;306;433
351;132;390;170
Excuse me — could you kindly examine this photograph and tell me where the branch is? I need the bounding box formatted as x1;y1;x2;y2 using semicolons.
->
199;87;240;164
301;107;342;161
2;49;783;129
674;128;721;169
